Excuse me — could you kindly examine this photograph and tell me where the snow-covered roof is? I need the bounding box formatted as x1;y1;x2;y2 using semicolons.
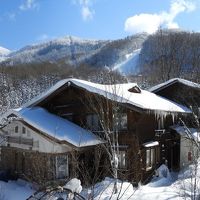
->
11;107;103;148
24;78;191;114
170;125;200;142
149;78;200;93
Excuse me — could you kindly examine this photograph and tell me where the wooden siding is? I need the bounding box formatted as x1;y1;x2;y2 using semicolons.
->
7;136;34;146
154;82;200;108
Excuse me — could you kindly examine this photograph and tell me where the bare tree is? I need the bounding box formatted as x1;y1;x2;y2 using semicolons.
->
178;111;200;200
139;29;200;85
79;72;138;195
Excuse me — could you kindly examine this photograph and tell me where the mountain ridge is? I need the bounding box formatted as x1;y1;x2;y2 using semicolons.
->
0;33;148;74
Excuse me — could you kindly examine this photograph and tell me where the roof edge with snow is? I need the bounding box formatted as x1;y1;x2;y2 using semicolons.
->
21;78;191;114
149;78;200;93
1;107;104;148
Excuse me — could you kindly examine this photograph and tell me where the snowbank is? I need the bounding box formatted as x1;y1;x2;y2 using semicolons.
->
1;160;200;200
0;179;34;200
64;178;82;194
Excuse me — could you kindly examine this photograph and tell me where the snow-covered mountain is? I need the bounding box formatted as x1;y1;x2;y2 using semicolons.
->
0;34;148;74
2;36;108;66
0;46;11;62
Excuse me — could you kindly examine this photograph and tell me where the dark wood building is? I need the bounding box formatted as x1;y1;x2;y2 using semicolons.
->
149;78;200;172
0;78;192;185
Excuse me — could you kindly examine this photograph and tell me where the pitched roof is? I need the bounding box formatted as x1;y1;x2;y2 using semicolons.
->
9;107;104;148
23;78;191;114
149;78;200;93
170;125;200;142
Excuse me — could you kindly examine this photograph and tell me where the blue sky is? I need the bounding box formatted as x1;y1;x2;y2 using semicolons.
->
0;0;200;50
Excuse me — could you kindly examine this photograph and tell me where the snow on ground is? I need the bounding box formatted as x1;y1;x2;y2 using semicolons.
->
1;161;200;200
81;162;200;200
0;179;34;200
81;168;179;200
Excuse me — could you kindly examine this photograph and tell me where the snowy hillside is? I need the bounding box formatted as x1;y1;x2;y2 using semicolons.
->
113;49;140;74
2;36;108;65
0;47;10;55
0;34;148;74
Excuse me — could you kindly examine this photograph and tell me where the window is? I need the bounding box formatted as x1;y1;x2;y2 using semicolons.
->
14;126;18;133
146;147;159;170
56;155;69;179
128;86;141;93
118;151;126;169
27;129;31;137
188;152;192;161
86;114;100;131
114;113;127;130
158;117;164;129
22;127;26;134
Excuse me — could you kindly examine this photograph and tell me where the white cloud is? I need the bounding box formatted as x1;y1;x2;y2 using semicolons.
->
125;14;162;34
124;0;197;34
19;0;39;11
74;0;95;21
82;6;94;21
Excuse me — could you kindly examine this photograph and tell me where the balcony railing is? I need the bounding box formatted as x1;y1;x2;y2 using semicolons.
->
155;129;166;137
7;136;33;146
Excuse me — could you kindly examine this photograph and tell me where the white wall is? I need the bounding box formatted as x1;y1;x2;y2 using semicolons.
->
1;120;72;153
180;136;199;168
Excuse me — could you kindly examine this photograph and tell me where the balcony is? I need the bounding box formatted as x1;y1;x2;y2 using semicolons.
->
7;136;33;146
155;129;166;137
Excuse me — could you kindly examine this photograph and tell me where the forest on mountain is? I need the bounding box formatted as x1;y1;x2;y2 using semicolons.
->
140;29;200;84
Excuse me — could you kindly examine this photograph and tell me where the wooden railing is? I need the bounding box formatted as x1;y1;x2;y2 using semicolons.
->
7;136;33;146
155;129;166;137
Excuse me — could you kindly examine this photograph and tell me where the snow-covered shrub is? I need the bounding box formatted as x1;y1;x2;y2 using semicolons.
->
156;164;171;179
64;178;82;199
0;184;6;200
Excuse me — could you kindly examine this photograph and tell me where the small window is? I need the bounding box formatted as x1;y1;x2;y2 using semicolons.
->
118;151;126;169
86;114;100;131
22;127;26;134
188;152;192;161
128;86;141;93
15;126;18;133
27;129;31;137
114;113;127;130
146;147;159;170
